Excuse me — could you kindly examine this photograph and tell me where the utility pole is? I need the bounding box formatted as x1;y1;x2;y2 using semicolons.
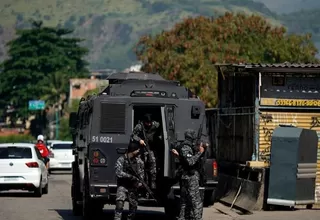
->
55;105;59;139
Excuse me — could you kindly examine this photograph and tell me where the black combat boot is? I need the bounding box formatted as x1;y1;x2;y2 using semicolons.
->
114;200;124;220
127;207;137;220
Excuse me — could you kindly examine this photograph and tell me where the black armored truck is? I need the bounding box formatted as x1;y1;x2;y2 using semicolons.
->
69;72;218;219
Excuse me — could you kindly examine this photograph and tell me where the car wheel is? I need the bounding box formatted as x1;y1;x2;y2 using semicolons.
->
203;188;217;207
34;177;43;197
306;204;313;209
43;182;49;194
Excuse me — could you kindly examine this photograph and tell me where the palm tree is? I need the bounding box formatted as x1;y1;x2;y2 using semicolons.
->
41;71;68;107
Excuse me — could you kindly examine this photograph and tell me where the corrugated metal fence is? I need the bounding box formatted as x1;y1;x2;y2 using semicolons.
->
259;111;320;203
206;108;320;203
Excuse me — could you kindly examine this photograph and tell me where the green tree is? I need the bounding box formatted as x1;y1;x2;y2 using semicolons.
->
41;70;69;106
135;13;318;107
0;20;89;117
59;117;72;141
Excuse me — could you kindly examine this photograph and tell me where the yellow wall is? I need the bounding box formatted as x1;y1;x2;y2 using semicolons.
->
259;111;320;203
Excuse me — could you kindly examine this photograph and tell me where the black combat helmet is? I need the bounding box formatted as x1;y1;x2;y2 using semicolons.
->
143;113;152;128
127;142;140;153
184;129;197;141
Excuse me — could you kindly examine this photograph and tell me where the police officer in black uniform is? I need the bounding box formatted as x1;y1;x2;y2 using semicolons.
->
131;113;160;189
114;142;144;220
172;129;207;220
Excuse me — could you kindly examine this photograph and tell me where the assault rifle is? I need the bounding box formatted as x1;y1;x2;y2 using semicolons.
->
127;157;158;202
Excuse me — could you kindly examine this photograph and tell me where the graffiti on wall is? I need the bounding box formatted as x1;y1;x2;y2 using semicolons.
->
311;117;320;129
259;112;320;162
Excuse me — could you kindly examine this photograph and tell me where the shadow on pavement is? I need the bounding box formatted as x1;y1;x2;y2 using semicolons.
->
0;191;37;198
54;209;165;220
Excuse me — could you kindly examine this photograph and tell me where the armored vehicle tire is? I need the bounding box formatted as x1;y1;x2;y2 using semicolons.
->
164;198;180;220
203;188;217;207
82;171;92;219
71;162;82;216
82;179;104;218
82;163;104;218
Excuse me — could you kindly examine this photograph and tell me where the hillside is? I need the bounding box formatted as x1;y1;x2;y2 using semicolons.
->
254;0;320;14
0;0;300;70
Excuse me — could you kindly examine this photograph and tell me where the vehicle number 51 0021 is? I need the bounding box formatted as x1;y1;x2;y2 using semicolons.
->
92;136;113;143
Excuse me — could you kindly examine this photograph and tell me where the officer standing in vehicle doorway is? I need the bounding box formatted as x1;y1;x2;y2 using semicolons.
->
114;142;144;220
131;113;160;189
171;129;206;220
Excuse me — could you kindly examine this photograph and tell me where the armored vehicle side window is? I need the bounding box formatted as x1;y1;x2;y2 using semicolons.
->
100;103;126;133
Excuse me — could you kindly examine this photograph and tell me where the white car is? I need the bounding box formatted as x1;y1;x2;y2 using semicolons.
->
0;143;49;197
49;141;74;173
46;140;62;150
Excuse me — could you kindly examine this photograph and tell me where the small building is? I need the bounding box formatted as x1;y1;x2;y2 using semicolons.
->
68;77;108;106
89;69;117;79
206;63;320;210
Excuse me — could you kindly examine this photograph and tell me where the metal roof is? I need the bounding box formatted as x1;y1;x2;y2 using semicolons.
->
215;62;320;73
215;62;320;68
107;72;165;81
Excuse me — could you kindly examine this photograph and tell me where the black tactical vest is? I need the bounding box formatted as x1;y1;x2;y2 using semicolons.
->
180;141;199;175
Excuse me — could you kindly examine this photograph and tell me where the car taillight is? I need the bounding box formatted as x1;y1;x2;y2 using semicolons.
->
26;162;39;168
49;151;54;158
92;150;106;165
213;161;218;177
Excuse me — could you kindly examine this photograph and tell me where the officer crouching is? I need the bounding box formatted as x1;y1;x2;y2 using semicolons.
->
114;142;145;220
172;129;207;220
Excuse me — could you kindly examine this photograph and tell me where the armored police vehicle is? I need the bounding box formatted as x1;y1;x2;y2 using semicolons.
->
69;72;218;219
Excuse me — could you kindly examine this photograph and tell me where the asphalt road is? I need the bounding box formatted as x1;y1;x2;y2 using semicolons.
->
0;172;319;220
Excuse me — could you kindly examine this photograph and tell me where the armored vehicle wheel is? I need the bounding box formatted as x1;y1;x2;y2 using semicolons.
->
71;162;82;216
72;184;82;216
82;163;95;219
203;188;217;207
92;202;104;216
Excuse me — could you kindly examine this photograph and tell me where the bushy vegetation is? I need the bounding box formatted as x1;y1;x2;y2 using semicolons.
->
136;13;318;107
0;134;34;143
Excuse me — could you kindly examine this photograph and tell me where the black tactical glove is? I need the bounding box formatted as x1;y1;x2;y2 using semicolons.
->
130;175;139;181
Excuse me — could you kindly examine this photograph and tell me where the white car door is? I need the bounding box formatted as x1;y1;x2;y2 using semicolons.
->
34;147;47;186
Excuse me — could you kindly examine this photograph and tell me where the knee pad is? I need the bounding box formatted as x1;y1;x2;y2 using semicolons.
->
116;200;124;210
